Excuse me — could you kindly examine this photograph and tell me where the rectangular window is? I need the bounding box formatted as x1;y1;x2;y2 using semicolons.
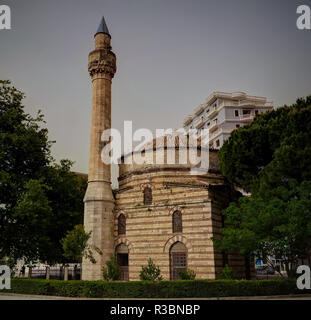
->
216;140;220;147
235;110;239;117
255;110;259;115
236;124;240;128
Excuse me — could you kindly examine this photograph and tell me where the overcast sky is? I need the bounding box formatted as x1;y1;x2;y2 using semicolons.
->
1;0;311;185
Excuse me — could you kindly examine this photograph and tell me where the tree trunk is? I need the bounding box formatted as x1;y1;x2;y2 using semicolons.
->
27;267;32;279
46;266;50;280
244;255;251;280
64;265;69;281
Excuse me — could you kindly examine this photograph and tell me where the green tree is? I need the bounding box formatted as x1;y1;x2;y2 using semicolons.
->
0;80;87;266
219;96;311;193
219;265;236;280
102;256;121;281
62;224;101;264
41;161;87;264
214;180;311;278
139;258;163;281
215;96;311;278
12;179;53;264
0;80;51;263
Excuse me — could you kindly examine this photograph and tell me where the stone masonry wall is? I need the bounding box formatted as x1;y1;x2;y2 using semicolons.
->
114;168;226;280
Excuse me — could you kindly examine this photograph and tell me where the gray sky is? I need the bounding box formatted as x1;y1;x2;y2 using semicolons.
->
1;0;311;183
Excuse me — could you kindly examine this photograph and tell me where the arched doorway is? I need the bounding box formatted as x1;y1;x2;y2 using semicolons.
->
115;243;129;281
170;242;187;280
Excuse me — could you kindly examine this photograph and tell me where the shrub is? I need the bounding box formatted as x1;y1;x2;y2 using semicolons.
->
177;269;196;280
4;278;311;298
220;265;236;280
139;258;163;281
102;256;121;281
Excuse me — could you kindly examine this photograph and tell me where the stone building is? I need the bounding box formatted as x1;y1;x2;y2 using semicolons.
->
82;17;253;281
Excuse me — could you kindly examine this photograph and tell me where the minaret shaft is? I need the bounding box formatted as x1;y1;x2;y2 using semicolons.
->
82;20;116;280
88;75;111;182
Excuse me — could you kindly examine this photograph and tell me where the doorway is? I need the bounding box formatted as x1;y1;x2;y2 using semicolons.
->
115;243;129;281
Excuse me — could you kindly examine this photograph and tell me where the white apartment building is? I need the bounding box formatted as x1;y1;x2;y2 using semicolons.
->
183;92;274;149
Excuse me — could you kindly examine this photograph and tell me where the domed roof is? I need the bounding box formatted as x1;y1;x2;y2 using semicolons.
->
136;133;209;153
118;132;220;179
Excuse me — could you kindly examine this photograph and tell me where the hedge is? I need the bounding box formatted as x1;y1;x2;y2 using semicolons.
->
2;278;310;298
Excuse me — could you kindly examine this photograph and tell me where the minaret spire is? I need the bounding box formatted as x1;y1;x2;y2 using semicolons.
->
95;16;110;37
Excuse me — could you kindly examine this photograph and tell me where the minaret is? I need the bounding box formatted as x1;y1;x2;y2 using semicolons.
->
82;17;117;280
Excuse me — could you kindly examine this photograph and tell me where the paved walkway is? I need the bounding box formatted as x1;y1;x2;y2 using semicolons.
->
1;293;311;300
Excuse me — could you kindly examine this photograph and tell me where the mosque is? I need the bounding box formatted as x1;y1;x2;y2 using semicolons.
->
82;17;253;281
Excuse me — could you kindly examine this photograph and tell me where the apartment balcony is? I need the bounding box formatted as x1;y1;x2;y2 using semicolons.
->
209;128;222;141
240;114;255;122
238;101;254;108
183;115;193;127
209;121;218;133
223;100;238;108
194;117;205;129
207;105;219;118
206;100;238;119
194;104;206;116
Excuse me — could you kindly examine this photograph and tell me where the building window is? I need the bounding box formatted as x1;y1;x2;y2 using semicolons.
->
243;109;251;115
172;210;183;233
170;242;187;280
236;124;240;128
118;214;126;235
216;140;220;148
255;110;259;115
143;187;152;205
235;110;239;117
207;122;210;127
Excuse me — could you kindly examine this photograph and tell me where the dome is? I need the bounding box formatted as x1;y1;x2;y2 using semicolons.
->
118;133;220;178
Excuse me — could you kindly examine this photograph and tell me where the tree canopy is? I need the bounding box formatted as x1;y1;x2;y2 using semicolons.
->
0;80;87;266
215;96;311;277
219;96;311;194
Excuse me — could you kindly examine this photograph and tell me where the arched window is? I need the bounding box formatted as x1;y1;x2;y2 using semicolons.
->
143;187;152;205
118;214;126;235
172;210;182;233
170;242;187;280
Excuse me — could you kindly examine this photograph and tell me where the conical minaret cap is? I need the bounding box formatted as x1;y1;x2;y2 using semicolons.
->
95;16;110;37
